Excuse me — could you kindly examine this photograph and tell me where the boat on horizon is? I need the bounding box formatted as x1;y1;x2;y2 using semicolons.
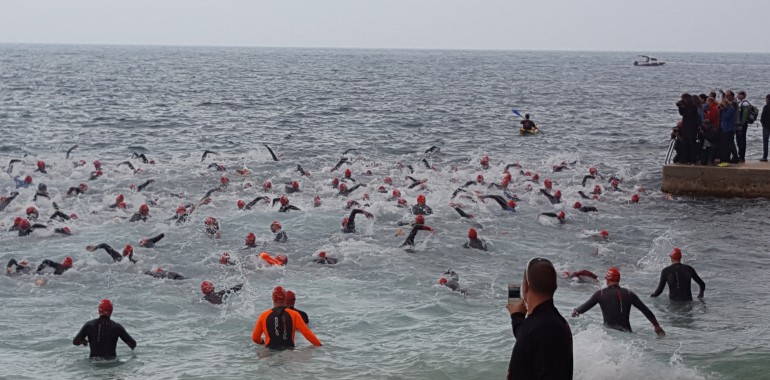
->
633;55;665;67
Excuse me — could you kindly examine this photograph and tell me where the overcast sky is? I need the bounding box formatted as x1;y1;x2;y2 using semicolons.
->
1;0;768;53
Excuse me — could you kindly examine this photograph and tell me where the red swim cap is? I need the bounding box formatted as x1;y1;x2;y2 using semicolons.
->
19;219;30;230
79;183;88;192
116;194;125;203
480;156;490;165
236;200;245;209
98;299;113;316
417;194;426;204
593;185;601;194
201;281;215;294
532;173;539;182
631;194;640;203
246;232;256;245
95;170;103;176
344;169;352;178
24;176;32;184
339;183;348;191
611;179;619;187
70;213;78;219
280;196;289;206
573;202;582;209
384;177;393;185
605;267;620;282
468;228;477;239
176;205;187;214
62;256;73;268
285;290;296;306
313;195;321;206
501;178;511;187
670;247;682;260
263;181;272;190
331;178;340;188
220;176;229;185
219;252;231;264
415;215;425;225
363;193;370;201
589;167;597;175
600;230;609;237
292;181;299;189
558;211;566;219
61;226;72;234
507;200;517;208
318;251;326;258
13;217;23;226
205;216;217;226
476;174;484;183
554;190;561;199
439;278;448;285
117;202;127;209
26;206;38;216
93;160;102;169
272;286;286;303
270;221;281;231
123;245;133;256
392;189;401;198
378;185;386;192
398;198;407;206
37;161;45;169
139;204;149;215
544;179;552;189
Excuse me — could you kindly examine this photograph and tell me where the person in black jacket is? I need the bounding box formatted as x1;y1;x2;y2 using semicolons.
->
573;267;665;336
285;290;309;324
677;94;700;164
73;299;136;359
506;257;572;380
761;94;770;162
650;248;705;301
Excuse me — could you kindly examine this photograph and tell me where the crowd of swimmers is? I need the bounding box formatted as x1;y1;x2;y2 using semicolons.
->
671;90;770;165
2;144;696;363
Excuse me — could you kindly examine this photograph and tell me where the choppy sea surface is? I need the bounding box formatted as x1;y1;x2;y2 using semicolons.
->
2;44;770;379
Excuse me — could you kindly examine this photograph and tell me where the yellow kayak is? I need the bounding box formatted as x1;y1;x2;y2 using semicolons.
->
519;126;540;135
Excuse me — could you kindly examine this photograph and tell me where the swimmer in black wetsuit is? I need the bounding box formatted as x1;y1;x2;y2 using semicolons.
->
463;228;487;251
337;183;365;197
242;196;270;210
331;157;349;172
452;206;475;219
273;196;301;212
26;206;39;221
406;176;427;189
117;161;136;171
539;211;566;224
285;290;310;324
341;209;374;233
411;194;433;215
17;219;48;237
572;202;598;212
562;270;599;283
577;191;591;200
400;224;434;248
145;268;185;280
314;251;338;264
6;259;32;275
479;195;516;211
425;146;440;154
263;144;279;161
89;169;103;180
438;270;467;295
201;281;243;304
129;204;150;222
204;217;221;239
296;164;310;177
206;163;226;172
5;159;21;174
67;183;88;196
36;256;73;275
86;243;137;263
201;150;218;162
608;178;623;192
139;233;165;248
0;191;20;212
285;181;301;194
650;248;705;301
66;145;78;159
342;169;356;182
132;152;151;164
34;184;50;201
136;179;154;192
35;160;47;174
270;221;288;242
573;267;665;336
73;299;136;359
539;189;561;204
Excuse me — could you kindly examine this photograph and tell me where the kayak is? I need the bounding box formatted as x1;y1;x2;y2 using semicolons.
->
519;127;540;136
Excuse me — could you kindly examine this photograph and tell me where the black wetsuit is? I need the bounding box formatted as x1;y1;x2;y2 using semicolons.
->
140;234;165;248
539;189;560;204
576;205;598;212
129;213;148;222
343;209;369;234
93;243;137;263
331;157;349;171
203;284;243;305
132;153;150;163
314;256;338;265
274;230;288;242
411;203;433;216
33;191;50;201
400;224;433;247
263;144;279;161
35;260;70;275
539;213;565;224
479;195;515;211
205;223;220;237
0;192;20;211
67;187;86;196
577;191;591;200
453;207;473;219
575;285;659;332
289;307;309;324
137;179;154;192
6;259;32;274
73;316;136;359
145;269;185;280
279;205;301;212
508;299;573;380
245;196;269;210
650;263;705;301
463;238;487;251
338;184;364;197
66;145;78;159
19;224;47;237
118;161;136;171
201;150;218;162
50;211;72;222
581;175;596;187
296;164;309;176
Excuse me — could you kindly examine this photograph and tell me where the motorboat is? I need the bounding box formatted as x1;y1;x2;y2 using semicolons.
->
634;55;665;66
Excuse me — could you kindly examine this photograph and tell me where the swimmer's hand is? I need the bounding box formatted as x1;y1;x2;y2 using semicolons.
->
654;325;666;337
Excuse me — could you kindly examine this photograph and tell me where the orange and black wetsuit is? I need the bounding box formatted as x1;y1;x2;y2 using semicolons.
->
251;306;322;349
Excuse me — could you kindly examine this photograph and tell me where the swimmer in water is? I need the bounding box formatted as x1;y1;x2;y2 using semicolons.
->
314;251;338;265
26;206;39;222
296;164;310;177
573;202;598;212
572;267;665;336
72;299;137;359
577;191;591;200
129;204;150;222
650;248;705;301
204;217;221;239
132;152;151;164
398;214;425;227
244;232;258;248
135;179;154;192
331;157;349;172
285;290;309;324
539;189;562;205
35;160;48;174
337;182;365;197
86;243;137;263
438;270;467;295
285;181;301;194
171;205;191;224
342;169;356;182
241;196;270;210
0;191;20;212
117;161;136;172
478;195;517;212
219;252;236;266
425;146;440;154
400;223;435;248
17;219;48;237
341;209;374;234
411;194;433;215
5;159;22;175
406;176;427;189
14;175;33;189
273;196;301;212
452;206;475;220
207;163;226;172
201;150;218;162
139;234;165;248
88;169;103;180
539;211;566;224
562;270;599;283
251;286;322;349
109;194;126;209
35;256;73;275
263;143;279;161
67;183;88;196
66;145;78;159
201;281;243;305
145;267;185;280
463;228;487;250
33;183;49;201
608;178;623;192
6;259;32;275
270;221;287;242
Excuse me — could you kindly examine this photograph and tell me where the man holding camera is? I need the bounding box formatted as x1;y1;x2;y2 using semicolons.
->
505;258;573;380
736;91;752;162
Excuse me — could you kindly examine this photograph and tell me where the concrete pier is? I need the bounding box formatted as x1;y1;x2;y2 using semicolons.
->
662;162;770;198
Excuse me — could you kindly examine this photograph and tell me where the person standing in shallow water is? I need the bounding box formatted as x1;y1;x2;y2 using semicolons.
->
650;248;705;301
72;299;136;359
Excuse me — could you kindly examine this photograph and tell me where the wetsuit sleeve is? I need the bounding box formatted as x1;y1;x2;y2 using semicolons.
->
650;269;667;297
689;266;705;295
575;291;600;315
147;234;165;244
252;311;267;344
96;243;122;261
490;196;507;209
118;324;137;349
292;311;322;346
454;207;470;218
73;323;89;345
630;292;659;326
286;205;300;211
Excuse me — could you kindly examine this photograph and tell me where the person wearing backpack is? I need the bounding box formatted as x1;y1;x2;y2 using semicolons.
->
736;91;755;163
761;94;770;162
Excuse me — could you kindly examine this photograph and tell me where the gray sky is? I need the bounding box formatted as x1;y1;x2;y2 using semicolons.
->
1;0;768;52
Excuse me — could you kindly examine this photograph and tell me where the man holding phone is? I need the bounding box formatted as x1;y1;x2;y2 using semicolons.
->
505;257;573;380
